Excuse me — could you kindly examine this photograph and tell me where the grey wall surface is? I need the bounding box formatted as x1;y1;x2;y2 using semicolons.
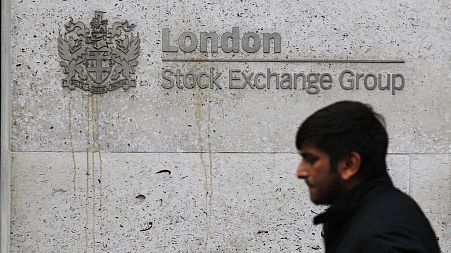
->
4;0;450;252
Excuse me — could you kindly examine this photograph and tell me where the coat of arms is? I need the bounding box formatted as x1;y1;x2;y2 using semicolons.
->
58;11;140;94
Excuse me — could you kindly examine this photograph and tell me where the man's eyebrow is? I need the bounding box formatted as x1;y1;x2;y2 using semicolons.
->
300;152;313;157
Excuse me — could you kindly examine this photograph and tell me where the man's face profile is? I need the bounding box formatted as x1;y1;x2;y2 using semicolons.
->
296;144;344;205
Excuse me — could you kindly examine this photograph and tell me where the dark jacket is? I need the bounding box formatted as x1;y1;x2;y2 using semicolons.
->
314;174;441;253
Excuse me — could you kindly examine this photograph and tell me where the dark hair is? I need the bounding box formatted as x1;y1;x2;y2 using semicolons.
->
296;100;388;179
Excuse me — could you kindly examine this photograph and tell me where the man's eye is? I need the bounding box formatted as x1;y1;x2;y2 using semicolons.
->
303;157;318;164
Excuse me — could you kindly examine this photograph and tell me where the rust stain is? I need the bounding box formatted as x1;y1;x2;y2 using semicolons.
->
193;76;215;253
95;95;104;244
220;99;225;119
68;92;77;196
193;88;209;252
90;94;96;253
205;89;214;253
68;90;104;252
84;93;101;253
207;89;213;199
85;92;90;253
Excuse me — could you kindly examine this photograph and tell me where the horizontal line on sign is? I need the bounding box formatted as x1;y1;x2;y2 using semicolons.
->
162;58;405;63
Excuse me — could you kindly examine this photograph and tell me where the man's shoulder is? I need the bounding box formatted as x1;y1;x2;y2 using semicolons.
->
366;186;418;211
346;187;441;253
357;186;428;229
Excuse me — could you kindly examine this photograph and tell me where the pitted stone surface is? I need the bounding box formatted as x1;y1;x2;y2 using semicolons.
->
6;0;450;252
11;152;413;252
9;0;451;153
410;154;450;252
11;152;206;252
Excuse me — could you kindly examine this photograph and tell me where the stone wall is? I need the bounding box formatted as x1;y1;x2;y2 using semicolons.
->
4;0;450;252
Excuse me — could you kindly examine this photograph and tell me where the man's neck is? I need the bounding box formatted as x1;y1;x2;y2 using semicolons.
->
343;176;363;192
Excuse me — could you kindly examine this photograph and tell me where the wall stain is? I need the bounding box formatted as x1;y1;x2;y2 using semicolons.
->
207;90;213;201
85;92;90;253
91;94;96;252
194;84;214;253
82;93;104;253
206;89;214;253
68;92;77;196
95;95;104;248
219;99;225;119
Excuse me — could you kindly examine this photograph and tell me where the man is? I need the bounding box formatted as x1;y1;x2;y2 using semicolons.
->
296;101;441;253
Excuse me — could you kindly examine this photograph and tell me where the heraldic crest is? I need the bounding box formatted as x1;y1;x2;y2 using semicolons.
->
58;11;140;94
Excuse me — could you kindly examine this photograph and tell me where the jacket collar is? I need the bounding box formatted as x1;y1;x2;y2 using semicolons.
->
313;173;393;225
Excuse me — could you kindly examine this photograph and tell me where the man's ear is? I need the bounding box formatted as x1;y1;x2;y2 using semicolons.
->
338;152;361;181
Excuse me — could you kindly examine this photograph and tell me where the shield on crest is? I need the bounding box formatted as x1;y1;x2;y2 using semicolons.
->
85;47;113;84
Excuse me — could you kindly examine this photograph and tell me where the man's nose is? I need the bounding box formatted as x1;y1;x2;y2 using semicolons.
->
296;162;308;179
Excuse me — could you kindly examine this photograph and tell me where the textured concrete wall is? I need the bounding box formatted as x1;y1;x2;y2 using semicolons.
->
1;0;12;252
6;0;450;252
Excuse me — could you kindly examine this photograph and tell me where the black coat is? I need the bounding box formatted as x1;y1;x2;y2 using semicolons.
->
314;174;441;253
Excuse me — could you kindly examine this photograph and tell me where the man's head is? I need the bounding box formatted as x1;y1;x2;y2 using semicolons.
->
295;101;389;204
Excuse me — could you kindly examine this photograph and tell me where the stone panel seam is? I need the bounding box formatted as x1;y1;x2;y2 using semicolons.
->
407;154;411;195
8;151;451;155
1;0;11;252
